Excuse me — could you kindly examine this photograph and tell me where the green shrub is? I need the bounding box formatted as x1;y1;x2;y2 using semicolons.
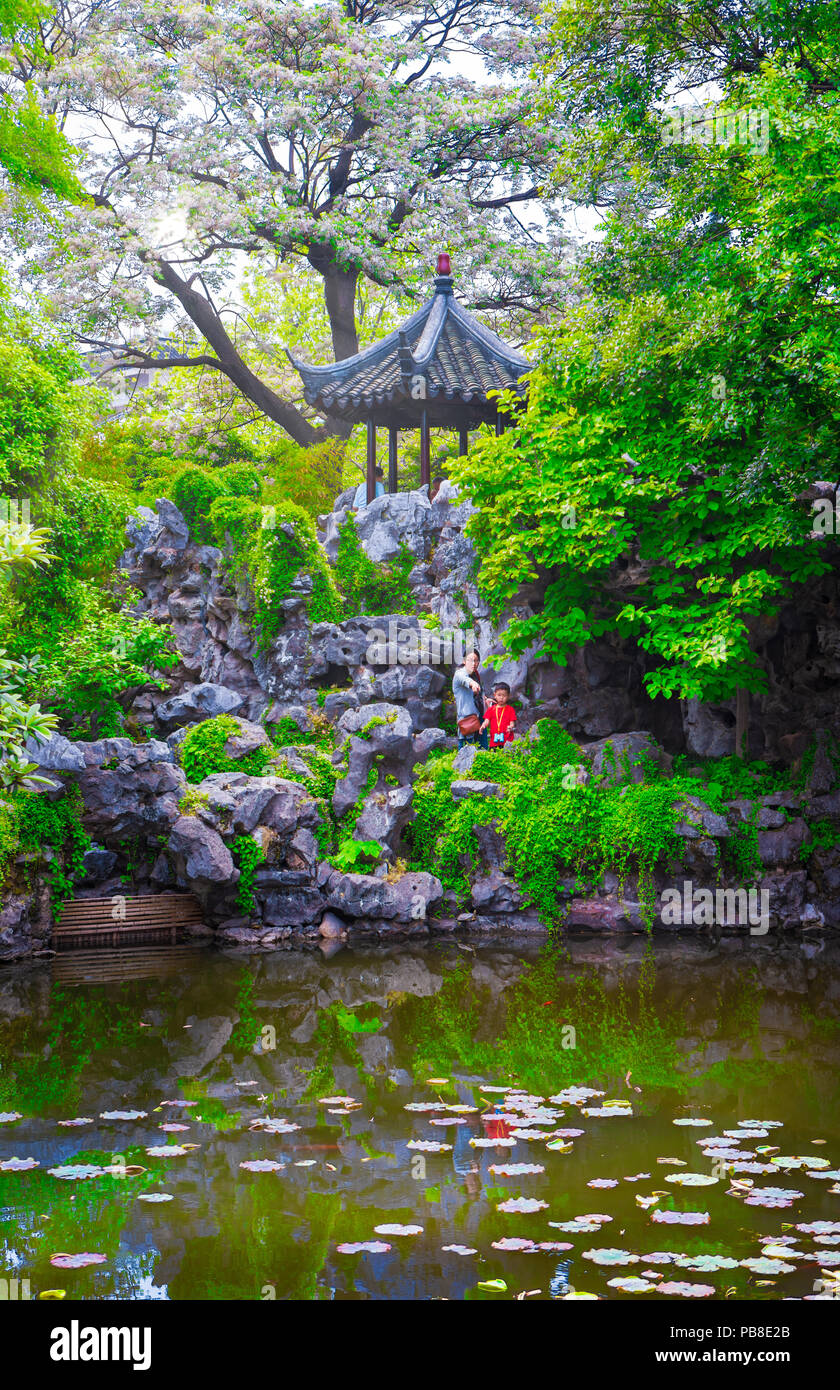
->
334;514;416;617
180;715;273;784
250;501;341;647
407;721;757;928
1;786;92;918
171;465;230;544
207;495;262;554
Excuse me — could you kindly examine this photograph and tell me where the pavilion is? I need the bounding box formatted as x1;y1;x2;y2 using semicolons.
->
286;255;531;503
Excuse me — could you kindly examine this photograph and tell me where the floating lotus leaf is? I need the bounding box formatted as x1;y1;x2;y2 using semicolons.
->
552;1219;604;1233
492;1237;537;1251
798;1221;840;1234
159;1123;190;1133
137;1193;174;1202
442;1244;478;1255
470;1137;515;1148
587;1178;619;1188
673;1255;739;1271
582;1248;640;1265
608;1276;654;1292
497;1197;548;1213
741;1257;796;1274
582;1106;632;1117
50;1252;107;1269
488;1163;545;1176
57;1118;93;1127
47;1164;104;1181
673;1118;713;1127
406;1140;452;1152
550;1088;604;1104
772;1155;829;1170
666;1173;719;1187
374;1224;423;1236
100;1110;147;1121
239;1159;284;1172
0;1156;38;1171
651;1210;710;1225
145;1145;190;1157
655;1281;715;1297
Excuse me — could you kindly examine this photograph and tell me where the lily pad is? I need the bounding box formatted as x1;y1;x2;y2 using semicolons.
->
497;1197;548;1214
50;1252;107;1269
655;1281;714;1297
666;1173;719;1187
0;1156;38;1171
582;1248;640;1266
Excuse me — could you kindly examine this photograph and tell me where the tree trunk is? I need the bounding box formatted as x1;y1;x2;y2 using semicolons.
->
322;263;360;361
149;256;328;447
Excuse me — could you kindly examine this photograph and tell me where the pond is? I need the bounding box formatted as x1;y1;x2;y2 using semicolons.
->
1;934;839;1302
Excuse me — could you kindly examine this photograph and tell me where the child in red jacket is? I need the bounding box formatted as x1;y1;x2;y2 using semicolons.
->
481;682;517;750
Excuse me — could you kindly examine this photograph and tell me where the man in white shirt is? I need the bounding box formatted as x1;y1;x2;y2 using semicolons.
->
352;467;385;510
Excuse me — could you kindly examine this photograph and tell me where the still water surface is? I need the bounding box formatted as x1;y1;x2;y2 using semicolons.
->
1;935;839;1301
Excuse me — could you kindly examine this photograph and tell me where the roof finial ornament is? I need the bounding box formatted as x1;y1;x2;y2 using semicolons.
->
436;252;451;276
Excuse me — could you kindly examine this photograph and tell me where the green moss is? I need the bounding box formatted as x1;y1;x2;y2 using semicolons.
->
178;786;210;817
179;715;272;785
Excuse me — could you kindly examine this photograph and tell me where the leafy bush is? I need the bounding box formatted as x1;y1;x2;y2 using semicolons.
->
171;465;230;544
334;514;415;617
249;501;341;646
328;838;381;874
0;787;91;918
407;721;772;928
31;600;179;739
180;715;273;784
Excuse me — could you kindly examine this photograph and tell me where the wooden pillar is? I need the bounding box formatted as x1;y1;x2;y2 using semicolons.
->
366;419;377;504
459;426;469;457
388;427;398;494
419;409;431;489
495;413;506;438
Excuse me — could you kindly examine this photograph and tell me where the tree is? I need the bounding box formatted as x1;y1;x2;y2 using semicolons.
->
456;57;840;704
8;0;569;444
0;0;81;197
0;518;57;789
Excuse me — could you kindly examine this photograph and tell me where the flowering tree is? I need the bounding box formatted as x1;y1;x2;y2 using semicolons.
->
6;0;569;443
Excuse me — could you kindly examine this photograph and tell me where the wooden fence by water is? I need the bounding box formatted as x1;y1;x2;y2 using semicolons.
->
53;892;204;950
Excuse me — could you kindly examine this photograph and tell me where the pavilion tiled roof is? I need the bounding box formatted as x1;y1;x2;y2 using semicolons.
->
286;260;531;429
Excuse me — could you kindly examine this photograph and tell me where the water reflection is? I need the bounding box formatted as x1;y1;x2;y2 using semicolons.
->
0;935;838;1301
